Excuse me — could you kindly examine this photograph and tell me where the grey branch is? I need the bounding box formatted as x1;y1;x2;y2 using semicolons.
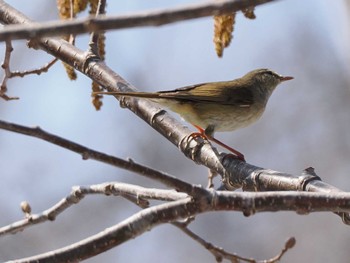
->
0;182;187;236
0;0;275;41
0;120;194;194
174;221;295;262
8;190;350;262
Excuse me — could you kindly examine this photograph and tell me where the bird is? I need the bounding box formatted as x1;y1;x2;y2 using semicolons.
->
93;69;293;161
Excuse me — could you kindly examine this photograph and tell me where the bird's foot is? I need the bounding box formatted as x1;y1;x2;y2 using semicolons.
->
192;125;246;162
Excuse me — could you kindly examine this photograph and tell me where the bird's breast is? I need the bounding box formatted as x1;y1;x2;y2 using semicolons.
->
166;101;266;132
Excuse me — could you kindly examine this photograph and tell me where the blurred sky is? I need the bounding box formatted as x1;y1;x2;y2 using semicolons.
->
1;0;350;262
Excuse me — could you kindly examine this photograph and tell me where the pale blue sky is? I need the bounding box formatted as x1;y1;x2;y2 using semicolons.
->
1;1;350;262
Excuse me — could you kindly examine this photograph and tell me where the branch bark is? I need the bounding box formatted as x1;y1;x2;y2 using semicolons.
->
0;0;276;41
9;189;350;262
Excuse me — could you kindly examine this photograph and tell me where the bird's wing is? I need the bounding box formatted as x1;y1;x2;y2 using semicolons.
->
157;81;254;107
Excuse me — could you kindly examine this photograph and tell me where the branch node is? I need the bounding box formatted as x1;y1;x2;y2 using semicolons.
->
82;152;90;160
150;109;167;125
285;237;296;249
104;184;113;196
20;201;32;218
178;134;205;163
300;167;321;191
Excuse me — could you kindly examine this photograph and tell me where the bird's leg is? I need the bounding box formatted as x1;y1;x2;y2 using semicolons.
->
187;126;208;141
188;125;210;147
193;125;245;161
207;135;245;161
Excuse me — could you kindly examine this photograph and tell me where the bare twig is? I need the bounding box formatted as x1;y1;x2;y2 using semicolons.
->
0;0;275;41
11;57;58;77
175;221;295;262
174;221;254;262
1;40;12;91
265;237;296;263
0;182;187;236
0;119;196;194
0;40;18;100
0;39;57;100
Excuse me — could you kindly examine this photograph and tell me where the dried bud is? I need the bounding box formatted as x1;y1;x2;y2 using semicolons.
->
98;33;106;60
285;237;296;249
56;0;73;20
92;82;103;110
20;201;32;216
242;7;256;19
74;0;89;14
89;0;100;15
213;13;236;57
63;62;77;80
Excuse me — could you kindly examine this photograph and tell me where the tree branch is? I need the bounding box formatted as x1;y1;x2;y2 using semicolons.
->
8;189;350;262
0;0;276;41
0;182;187;236
0;119;195;194
174;221;295;262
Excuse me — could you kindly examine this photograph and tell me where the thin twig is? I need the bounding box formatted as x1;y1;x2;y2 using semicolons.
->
173;221;255;262
0;119;195;194
0;182;187;236
0;39;57;100
11;57;58;77
0;40;18;100
10;198;194;262
265;237;296;263
0;0;276;41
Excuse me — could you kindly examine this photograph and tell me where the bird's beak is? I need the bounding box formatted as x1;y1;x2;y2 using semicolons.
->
280;76;294;82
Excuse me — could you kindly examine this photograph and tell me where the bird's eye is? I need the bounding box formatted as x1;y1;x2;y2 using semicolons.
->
263;71;280;79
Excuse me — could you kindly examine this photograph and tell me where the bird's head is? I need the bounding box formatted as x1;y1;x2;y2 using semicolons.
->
243;68;293;92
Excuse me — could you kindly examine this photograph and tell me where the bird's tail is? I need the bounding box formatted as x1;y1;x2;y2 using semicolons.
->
92;91;162;99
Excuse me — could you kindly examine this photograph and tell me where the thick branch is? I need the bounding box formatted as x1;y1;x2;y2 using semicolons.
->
0;0;276;41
